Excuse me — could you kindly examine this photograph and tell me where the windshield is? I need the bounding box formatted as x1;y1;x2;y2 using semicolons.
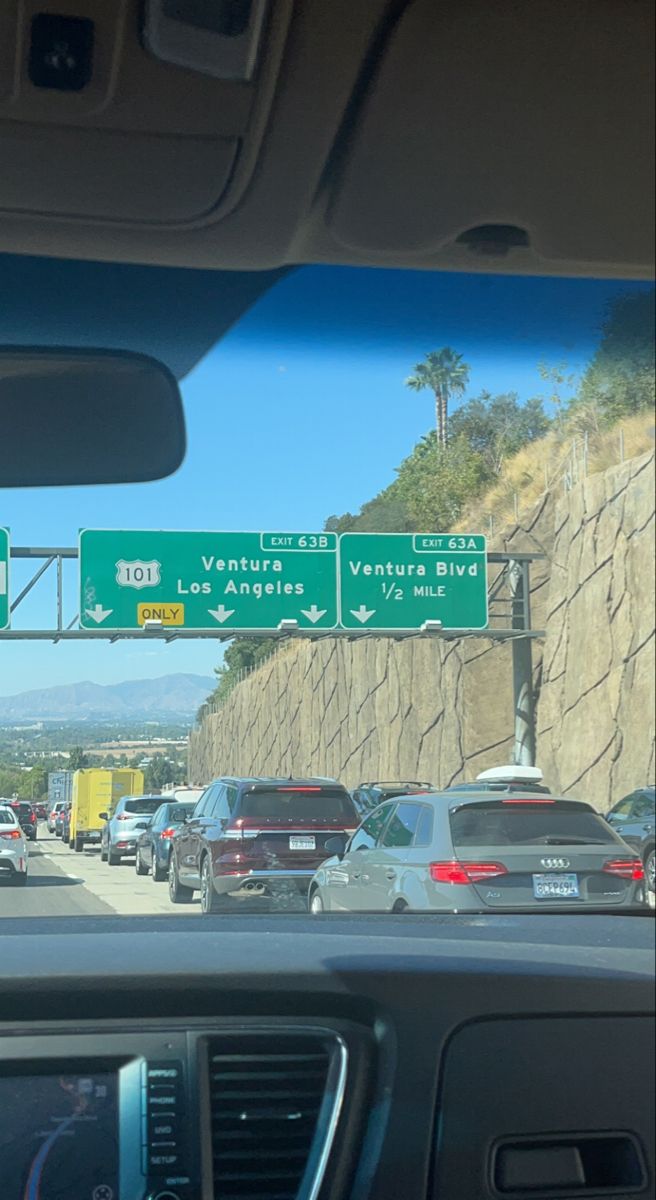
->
0;260;653;917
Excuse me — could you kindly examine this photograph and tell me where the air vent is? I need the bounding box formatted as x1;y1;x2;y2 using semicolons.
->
207;1030;345;1200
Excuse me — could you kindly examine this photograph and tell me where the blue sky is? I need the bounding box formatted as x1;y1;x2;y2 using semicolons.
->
1;266;650;695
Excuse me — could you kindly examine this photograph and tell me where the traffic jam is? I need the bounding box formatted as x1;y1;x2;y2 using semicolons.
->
2;768;653;914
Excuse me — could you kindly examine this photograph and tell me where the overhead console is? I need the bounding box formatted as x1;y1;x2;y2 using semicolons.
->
0;0;293;224
0;0;653;276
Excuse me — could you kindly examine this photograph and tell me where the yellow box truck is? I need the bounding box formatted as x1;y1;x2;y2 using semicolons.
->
69;768;145;852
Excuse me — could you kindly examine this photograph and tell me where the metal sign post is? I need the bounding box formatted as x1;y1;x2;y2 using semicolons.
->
0;528;9;630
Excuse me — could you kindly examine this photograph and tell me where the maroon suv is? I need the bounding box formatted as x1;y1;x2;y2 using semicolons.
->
168;777;358;914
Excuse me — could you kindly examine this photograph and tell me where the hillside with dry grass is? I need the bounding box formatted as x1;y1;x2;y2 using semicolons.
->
456;410;655;534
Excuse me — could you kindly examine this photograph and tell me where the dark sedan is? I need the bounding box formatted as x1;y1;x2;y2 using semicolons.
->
134;800;197;881
606;786;655;893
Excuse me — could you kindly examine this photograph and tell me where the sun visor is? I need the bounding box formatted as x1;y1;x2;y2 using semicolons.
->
328;0;655;274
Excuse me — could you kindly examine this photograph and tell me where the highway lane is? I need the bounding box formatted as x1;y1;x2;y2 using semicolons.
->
0;827;200;918
0;835;113;917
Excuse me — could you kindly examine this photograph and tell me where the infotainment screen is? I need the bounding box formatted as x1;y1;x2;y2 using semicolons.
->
0;1069;119;1200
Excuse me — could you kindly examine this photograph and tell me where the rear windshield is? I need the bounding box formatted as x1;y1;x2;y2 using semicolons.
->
13;803;33;815
122;798;164;815
450;802;618;846
0;810;18;825
239;789;357;823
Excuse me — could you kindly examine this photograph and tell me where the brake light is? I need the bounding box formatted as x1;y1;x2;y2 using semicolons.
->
0;829;22;840
602;858;644;880
275;786;322;792
116;814;134;821
502;798;555;804
160;827;177;839
430;860;508;884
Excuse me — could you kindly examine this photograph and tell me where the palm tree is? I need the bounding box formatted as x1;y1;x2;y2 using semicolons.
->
405;348;470;446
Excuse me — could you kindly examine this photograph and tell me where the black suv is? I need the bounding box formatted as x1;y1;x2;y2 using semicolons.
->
8;800;37;841
606;786;655;893
168;777;359;914
351;781;437;816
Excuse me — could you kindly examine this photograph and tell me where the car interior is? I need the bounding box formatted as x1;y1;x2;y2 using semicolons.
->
0;3;654;1200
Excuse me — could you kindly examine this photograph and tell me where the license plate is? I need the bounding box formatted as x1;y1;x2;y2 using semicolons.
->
86;832;100;841
532;873;579;899
289;836;315;850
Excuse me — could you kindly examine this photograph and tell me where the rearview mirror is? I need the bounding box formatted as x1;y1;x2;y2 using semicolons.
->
134;820;150;830
0;347;185;486
325;835;348;859
98;812;109;821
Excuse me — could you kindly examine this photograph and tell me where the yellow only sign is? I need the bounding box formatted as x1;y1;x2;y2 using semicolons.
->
137;603;185;626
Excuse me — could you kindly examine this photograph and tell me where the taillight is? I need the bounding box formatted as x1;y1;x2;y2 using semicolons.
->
603;858;644;880
160;827;176;839
0;829;22;840
430;860;508;884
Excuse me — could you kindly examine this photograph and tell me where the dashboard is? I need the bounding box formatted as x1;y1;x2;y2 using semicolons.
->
0;912;654;1200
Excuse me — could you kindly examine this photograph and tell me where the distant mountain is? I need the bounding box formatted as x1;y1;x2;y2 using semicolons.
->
0;674;214;722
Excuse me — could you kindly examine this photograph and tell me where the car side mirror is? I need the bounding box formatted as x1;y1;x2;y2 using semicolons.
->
98;812;108;821
135;820;150;830
325;835;348;860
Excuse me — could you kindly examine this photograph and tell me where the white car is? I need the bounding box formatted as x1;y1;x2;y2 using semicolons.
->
0;805;29;887
162;786;206;805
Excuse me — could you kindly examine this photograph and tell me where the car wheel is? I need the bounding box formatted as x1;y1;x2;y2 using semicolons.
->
12;872;28;887
152;855;168;882
135;848;149;876
645;849;655;893
68;838;75;850
309;890;324;914
168;860;194;904
74;835;84;853
107;846;120;866
100;843;108;862
200;856;225;914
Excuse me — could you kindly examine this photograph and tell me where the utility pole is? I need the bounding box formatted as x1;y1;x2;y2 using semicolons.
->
509;559;536;766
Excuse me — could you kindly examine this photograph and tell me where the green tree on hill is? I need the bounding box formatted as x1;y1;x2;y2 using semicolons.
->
68;746;89;770
395;435;489;530
574;289;655;423
405;348;470;446
450;392;550;474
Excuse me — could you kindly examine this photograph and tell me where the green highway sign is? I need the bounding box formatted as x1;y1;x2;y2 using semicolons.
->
79;530;338;631
339;533;488;630
0;528;9;630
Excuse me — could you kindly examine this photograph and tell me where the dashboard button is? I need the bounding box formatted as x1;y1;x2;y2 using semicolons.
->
148;1150;182;1172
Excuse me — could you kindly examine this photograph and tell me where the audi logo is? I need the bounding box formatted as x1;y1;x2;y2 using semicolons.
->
540;856;571;870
